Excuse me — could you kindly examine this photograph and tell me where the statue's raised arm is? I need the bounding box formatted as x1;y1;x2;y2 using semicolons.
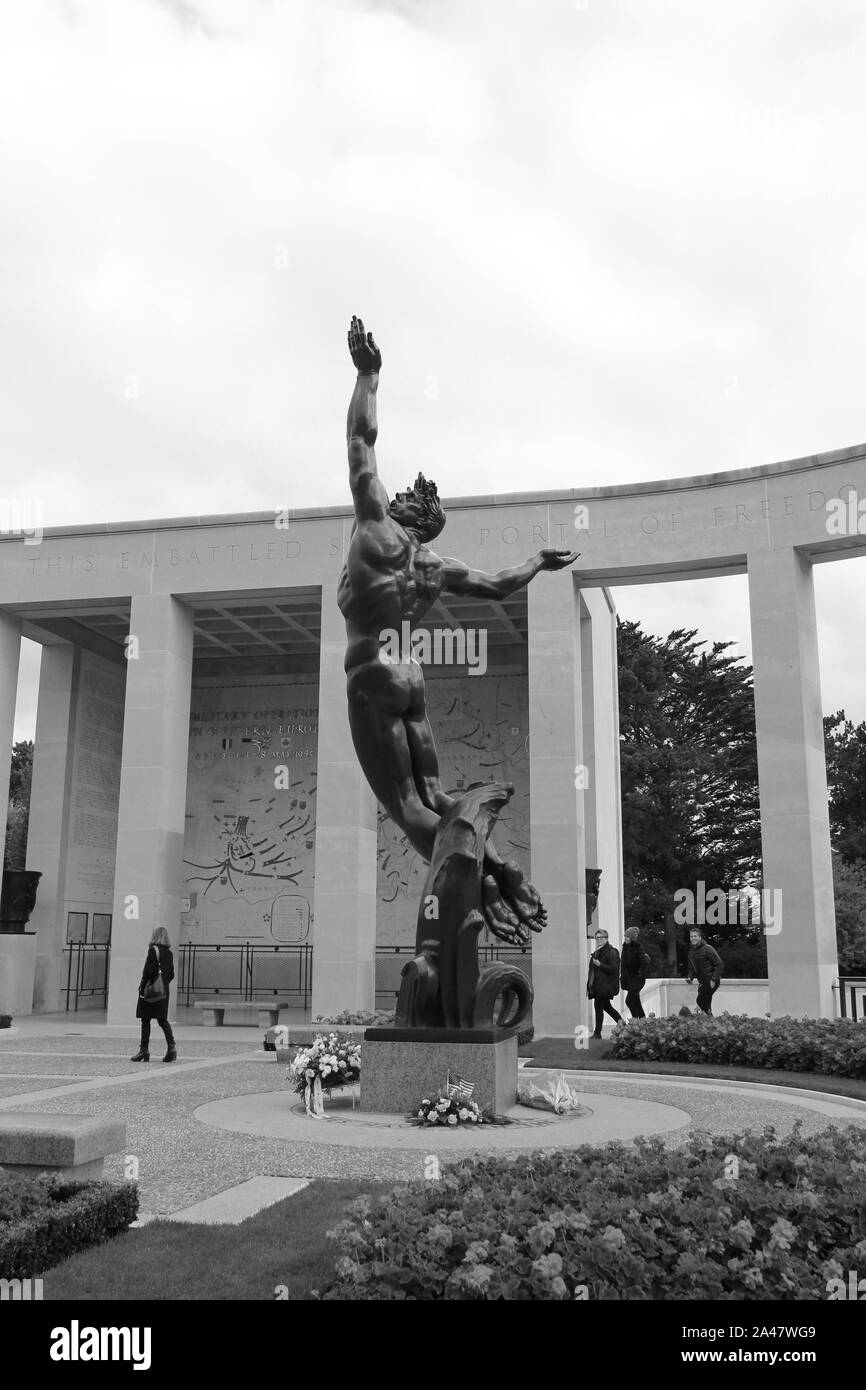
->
346;316;389;523
441;548;579;602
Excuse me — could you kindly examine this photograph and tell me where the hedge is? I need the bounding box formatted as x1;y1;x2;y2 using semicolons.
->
608;1014;866;1078
319;1124;866;1300
0;1174;139;1278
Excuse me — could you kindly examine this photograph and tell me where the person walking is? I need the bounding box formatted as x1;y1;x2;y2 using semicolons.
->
620;926;651;1019
686;928;723;1016
131;926;177;1063
587;928;623;1038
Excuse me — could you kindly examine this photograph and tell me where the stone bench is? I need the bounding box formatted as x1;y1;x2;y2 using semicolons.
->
194;998;282;1027
0;1112;126;1182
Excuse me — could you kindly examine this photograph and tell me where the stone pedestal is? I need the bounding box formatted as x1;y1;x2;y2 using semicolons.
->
359;1028;519;1114
0;931;37;1016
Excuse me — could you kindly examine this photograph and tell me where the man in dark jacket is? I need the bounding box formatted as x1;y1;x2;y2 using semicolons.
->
620;926;651;1018
686;929;723;1015
586;929;623;1038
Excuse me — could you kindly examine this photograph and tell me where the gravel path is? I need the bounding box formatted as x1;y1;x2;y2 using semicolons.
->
1;1043;862;1215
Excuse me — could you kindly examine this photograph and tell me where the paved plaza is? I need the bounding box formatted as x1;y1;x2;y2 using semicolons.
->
2;1013;864;1227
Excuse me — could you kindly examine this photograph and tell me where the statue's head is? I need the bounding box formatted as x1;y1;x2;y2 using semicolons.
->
390;472;445;542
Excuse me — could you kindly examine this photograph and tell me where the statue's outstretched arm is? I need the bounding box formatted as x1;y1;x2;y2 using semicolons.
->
346;315;389;523
441;548;579;601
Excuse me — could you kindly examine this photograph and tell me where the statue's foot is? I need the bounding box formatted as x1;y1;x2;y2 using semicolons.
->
482;859;547;945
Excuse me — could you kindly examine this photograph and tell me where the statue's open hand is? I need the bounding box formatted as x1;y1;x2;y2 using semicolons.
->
348;315;382;374
482;861;547;945
538;548;580;571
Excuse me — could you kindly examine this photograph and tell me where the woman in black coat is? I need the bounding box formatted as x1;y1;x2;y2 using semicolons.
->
131;927;177;1063
586;928;623;1038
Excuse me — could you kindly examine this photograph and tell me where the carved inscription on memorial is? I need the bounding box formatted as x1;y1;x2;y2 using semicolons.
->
181;678;319;945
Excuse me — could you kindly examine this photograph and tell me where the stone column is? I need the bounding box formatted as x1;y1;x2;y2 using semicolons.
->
528;574;585;1035
107;596;194;1023
747;547;837;1017
27;644;77;1012
580;588;625;976
311;584;378;1018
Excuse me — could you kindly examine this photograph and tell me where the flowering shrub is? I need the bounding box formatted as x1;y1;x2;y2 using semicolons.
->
609;1014;866;1078
318;1123;866;1300
314;1010;394;1027
412;1094;485;1127
288;1032;361;1097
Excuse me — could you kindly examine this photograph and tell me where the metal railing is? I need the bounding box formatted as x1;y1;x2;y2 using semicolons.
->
178;943;313;1009
375;943;532;1007
835;976;866;1021
61;943;111;1012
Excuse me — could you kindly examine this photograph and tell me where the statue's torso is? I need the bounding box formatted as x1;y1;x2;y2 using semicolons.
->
338;517;444;669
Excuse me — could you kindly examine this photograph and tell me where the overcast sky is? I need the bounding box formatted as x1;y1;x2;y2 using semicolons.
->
2;0;865;738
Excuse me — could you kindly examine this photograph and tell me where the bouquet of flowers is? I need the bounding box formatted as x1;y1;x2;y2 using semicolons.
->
518;1071;585;1115
413;1093;485;1127
288;1032;361;1117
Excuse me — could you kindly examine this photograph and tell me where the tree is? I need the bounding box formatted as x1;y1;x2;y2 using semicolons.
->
618;621;765;976
824;712;866;864
4;739;33;870
832;852;866;975
8;740;33;804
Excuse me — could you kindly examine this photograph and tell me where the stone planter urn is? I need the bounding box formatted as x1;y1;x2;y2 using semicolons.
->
0;869;42;933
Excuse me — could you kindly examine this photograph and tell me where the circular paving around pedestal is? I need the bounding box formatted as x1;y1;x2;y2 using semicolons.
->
194;1084;692;1151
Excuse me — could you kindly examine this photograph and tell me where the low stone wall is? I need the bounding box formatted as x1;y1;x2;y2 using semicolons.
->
641;977;769;1018
0;932;37;1016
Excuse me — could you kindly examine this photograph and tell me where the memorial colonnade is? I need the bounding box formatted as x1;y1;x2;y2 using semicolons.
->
0;443;862;1026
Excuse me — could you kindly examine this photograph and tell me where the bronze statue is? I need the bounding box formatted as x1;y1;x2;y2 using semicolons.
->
338;316;578;953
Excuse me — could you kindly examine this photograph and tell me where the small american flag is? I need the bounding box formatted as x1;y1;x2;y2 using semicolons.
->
446;1071;475;1101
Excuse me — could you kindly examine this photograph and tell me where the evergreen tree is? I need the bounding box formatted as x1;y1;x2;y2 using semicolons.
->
832;852;866;975
618;620;764;975
824;712;866;864
4;739;34;870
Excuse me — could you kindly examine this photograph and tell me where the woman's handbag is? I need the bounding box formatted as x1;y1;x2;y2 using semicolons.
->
140;946;166;1003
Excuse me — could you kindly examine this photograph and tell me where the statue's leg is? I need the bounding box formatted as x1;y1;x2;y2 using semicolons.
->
404;664;455;816
403;667;545;938
347;661;439;861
